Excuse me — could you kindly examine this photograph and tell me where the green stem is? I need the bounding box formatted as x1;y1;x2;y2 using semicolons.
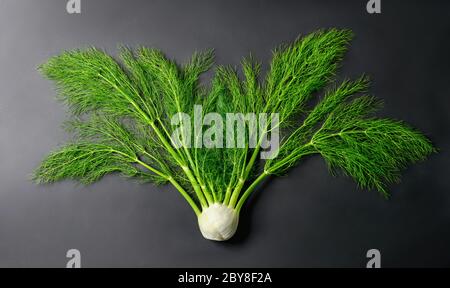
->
156;117;213;206
223;186;232;205
98;72;209;209
228;143;262;208
228;177;245;208
110;148;201;215
123;150;201;216
149;121;208;208
181;165;208;207
168;177;201;216
235;171;269;213
198;178;214;205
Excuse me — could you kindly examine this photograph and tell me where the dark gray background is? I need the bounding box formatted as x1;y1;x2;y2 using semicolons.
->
0;0;449;267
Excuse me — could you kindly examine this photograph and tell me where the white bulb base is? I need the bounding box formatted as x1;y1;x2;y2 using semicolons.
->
197;203;239;241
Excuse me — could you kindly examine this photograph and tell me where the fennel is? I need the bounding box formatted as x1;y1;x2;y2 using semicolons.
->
34;29;435;241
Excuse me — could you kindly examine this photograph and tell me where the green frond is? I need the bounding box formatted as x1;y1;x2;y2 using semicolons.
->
136;47;189;117
302;76;371;131
265;76;371;174
313;119;435;196
33;143;166;185
65;115;138;154
118;46;161;120
242;56;264;114
215;66;245;113
182;49;215;97
39;48;151;122
265;73;434;196
265;29;353;126
36;28;435;218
